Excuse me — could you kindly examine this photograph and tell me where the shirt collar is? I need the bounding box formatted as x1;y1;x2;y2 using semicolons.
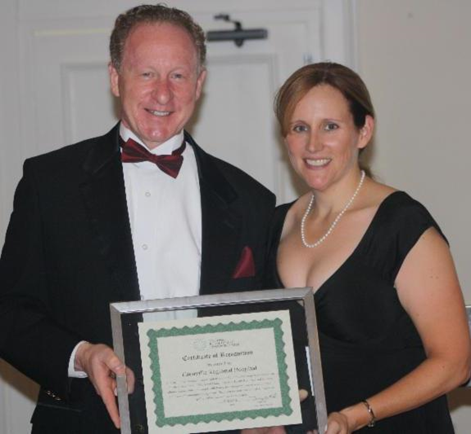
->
119;123;184;156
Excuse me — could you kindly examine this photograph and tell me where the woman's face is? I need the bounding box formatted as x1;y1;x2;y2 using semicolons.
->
284;84;373;192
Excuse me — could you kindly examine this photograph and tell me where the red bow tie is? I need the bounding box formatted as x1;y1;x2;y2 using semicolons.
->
120;138;186;178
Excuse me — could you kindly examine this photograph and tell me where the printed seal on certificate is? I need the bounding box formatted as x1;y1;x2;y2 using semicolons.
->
110;288;327;434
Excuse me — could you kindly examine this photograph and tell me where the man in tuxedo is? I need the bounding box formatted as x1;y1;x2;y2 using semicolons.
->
0;4;275;433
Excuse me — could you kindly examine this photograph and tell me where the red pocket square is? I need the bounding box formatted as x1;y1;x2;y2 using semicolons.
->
232;246;256;279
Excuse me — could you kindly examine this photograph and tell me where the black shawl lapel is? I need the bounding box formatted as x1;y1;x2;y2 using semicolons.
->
185;132;241;295
79;124;140;302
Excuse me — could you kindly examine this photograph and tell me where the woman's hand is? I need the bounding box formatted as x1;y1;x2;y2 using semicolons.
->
325;412;351;434
241;409;354;434
240;390;312;434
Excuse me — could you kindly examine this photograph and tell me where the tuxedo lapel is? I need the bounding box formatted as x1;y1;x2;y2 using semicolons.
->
79;125;140;302
185;132;241;295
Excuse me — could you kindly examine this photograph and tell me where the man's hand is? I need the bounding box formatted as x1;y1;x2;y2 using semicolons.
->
75;342;135;429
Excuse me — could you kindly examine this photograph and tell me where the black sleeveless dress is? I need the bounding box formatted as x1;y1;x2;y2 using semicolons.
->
265;191;455;433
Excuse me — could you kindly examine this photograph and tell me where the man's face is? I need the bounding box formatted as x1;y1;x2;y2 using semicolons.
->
109;23;206;149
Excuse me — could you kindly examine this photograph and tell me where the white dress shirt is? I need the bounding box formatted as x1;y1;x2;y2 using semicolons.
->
68;125;202;376
120;125;202;303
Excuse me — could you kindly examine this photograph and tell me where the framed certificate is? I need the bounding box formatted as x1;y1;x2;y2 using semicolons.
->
110;288;327;434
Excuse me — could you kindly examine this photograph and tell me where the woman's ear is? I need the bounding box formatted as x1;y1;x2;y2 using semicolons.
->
357;115;375;149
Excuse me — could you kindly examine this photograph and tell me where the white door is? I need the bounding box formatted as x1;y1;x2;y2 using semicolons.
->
0;1;353;432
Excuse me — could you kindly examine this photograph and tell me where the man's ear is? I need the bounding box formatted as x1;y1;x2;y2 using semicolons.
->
195;68;207;101
108;62;120;98
357;115;375;150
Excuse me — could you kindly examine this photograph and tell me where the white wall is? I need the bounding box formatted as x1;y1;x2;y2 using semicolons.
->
354;0;471;431
354;0;471;301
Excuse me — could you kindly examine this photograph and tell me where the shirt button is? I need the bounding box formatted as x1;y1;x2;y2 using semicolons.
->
145;191;151;197
142;244;148;250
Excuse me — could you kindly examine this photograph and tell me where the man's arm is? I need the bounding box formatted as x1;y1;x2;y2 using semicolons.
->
0;161;135;428
0;162;81;397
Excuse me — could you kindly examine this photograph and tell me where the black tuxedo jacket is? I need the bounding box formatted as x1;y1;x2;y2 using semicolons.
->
0;125;275;434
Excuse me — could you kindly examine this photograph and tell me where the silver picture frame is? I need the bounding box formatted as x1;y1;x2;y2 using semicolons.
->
110;287;327;433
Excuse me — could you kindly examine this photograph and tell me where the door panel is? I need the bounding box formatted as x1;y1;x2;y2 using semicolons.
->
188;54;279;191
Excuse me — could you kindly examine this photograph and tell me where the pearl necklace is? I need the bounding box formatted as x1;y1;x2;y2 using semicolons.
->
300;170;366;248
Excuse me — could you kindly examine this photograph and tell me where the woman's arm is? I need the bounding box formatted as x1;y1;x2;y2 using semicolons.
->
331;227;471;432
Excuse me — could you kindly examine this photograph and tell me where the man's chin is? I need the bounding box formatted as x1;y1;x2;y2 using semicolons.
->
141;133;172;149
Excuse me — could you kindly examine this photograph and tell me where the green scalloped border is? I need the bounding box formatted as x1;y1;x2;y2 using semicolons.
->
146;317;293;428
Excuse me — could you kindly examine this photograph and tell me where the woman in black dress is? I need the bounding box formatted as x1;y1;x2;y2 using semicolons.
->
263;62;470;433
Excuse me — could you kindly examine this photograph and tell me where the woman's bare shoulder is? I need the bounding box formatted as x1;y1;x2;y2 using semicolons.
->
361;179;397;209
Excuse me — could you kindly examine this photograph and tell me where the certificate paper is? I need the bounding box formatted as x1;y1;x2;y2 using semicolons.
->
138;310;302;433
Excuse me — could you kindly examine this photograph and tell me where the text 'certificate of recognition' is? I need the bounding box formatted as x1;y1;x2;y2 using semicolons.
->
138;310;302;433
